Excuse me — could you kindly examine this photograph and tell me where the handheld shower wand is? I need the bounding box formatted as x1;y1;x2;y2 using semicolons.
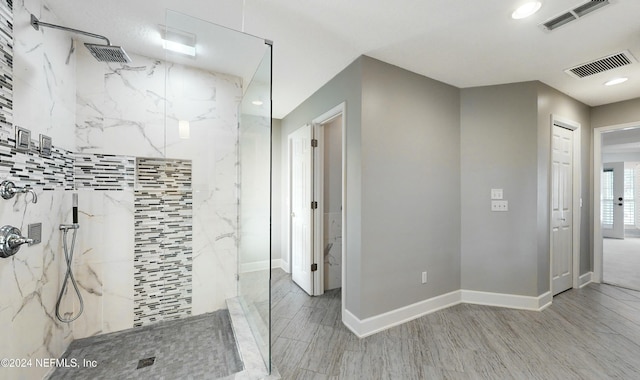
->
56;193;83;323
72;193;78;224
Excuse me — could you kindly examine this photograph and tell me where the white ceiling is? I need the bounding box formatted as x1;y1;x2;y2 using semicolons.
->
45;0;640;119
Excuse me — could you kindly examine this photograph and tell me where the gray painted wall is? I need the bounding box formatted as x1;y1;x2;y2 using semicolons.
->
359;57;461;318
461;82;540;296
460;82;590;297
279;56;461;319
592;98;640;129
278;53;606;323
323;116;343;214
279;57;363;315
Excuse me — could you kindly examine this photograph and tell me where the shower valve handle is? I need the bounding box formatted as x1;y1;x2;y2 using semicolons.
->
0;225;33;258
0;180;38;203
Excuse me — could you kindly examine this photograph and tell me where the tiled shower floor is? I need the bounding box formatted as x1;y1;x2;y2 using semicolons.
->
49;309;243;380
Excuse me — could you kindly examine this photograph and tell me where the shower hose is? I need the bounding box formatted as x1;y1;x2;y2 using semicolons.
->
55;226;84;323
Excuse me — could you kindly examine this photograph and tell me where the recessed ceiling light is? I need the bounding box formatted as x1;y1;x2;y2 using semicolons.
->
604;77;628;86
512;1;542;19
252;100;263;106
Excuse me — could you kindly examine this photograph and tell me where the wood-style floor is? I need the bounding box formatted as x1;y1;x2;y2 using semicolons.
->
271;268;640;379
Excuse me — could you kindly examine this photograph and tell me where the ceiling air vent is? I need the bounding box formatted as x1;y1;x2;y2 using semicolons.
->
542;0;610;31
565;50;637;79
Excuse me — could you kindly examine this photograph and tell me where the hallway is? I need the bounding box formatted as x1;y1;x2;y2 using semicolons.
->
604;237;640;291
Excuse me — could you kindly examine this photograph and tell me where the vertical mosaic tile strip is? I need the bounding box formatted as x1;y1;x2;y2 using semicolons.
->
134;158;193;327
74;153;135;190
0;137;74;190
0;0;13;138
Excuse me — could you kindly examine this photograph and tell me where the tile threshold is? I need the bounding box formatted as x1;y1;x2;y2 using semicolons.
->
225;297;280;380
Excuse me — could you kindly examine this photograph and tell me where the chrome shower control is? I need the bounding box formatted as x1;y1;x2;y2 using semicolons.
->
0;180;38;203
0;225;34;258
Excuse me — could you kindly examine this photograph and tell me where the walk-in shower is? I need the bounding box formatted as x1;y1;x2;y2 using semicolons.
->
1;3;272;380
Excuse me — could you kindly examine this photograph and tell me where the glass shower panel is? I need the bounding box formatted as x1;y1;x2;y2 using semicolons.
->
163;9;272;374
238;45;272;370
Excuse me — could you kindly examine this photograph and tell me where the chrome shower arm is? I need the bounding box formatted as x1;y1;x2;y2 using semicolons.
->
30;14;111;46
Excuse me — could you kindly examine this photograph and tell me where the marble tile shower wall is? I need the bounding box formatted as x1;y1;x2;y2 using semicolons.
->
1;1;78;379
75;49;243;327
324;212;342;290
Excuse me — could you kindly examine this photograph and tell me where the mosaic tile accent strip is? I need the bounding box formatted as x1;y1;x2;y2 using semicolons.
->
134;159;193;327
74;153;135;190
136;157;192;190
0;0;13;137
0;137;74;190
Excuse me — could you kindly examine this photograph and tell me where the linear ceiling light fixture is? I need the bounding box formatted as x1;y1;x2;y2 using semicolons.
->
604;77;628;86
161;26;196;57
512;1;542;19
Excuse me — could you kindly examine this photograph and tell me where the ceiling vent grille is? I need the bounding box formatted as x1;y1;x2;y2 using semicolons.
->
542;0;610;31
565;50;637;79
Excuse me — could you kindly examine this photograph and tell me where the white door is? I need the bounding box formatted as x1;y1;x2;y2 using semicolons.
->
551;125;573;295
289;124;314;295
602;162;625;239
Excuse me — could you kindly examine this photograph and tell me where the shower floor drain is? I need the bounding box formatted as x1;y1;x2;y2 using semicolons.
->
136;357;156;369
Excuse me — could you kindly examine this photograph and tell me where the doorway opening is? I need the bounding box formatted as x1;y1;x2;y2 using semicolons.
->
595;124;640;291
287;103;346;298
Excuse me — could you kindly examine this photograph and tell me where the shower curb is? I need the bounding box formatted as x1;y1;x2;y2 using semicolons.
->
224;297;280;380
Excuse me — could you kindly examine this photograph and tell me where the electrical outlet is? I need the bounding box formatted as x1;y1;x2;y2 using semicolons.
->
491;188;503;200
421;271;427;284
491;200;509;212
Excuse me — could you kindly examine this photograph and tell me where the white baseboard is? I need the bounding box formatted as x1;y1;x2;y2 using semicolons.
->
240;259;284;273
342;288;555;338
342;290;462;338
279;259;290;273
538;291;553;311
461;289;551;311
578;272;593;288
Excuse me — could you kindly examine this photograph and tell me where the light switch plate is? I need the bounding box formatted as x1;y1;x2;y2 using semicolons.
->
491;188;503;200
491;200;508;212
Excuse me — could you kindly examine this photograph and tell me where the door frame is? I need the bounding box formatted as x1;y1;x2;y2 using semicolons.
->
311;102;346;298
549;115;581;295
592;121;640;283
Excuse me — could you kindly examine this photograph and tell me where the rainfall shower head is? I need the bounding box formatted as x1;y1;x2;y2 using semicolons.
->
84;43;131;63
30;14;132;63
